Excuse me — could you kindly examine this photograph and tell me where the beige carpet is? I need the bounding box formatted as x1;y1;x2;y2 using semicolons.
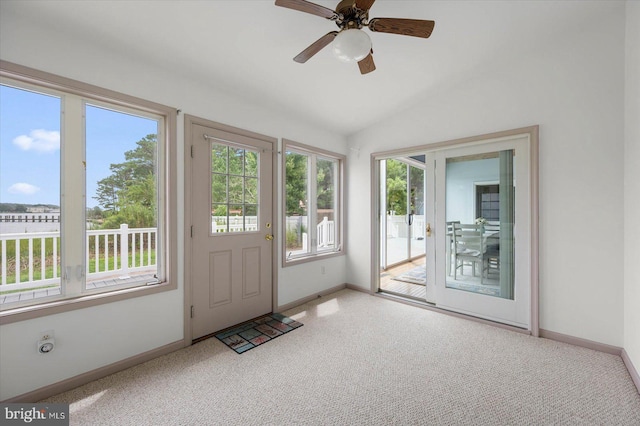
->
42;289;640;425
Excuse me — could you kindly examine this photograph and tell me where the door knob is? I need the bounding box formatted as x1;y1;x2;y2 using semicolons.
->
265;234;274;241
426;223;432;237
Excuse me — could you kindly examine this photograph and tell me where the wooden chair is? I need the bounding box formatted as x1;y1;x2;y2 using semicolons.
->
446;221;460;276
452;223;488;284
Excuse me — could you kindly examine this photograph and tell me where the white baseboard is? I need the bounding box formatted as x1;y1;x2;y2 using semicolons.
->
3;340;185;403
539;329;622;355
621;348;640;394
276;283;348;312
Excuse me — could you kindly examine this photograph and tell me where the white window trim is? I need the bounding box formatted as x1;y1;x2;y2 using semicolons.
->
0;60;177;324
282;139;346;267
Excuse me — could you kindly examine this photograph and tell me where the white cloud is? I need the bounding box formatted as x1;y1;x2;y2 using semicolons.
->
12;129;60;153
8;182;41;195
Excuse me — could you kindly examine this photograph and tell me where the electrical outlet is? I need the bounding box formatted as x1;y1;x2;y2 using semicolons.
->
37;330;55;354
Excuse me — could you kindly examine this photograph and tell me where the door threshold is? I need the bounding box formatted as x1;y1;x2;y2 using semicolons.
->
379;289;433;306
375;291;530;335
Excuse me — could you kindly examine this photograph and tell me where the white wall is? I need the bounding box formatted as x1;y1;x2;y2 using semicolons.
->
624;1;640;375
347;6;626;346
445;158;499;223
0;10;346;400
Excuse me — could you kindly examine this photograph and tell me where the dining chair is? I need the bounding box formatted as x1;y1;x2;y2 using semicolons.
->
452;223;488;284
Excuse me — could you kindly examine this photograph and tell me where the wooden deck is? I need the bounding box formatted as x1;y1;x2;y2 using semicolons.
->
379;257;427;300
0;273;157;306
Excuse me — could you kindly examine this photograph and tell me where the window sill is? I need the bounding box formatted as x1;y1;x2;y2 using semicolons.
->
0;280;177;325
282;250;345;268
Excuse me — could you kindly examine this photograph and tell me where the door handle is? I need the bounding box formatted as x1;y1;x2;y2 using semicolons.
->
426;223;432;237
265;234;274;241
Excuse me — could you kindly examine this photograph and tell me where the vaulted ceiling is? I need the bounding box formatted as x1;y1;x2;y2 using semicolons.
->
1;0;620;135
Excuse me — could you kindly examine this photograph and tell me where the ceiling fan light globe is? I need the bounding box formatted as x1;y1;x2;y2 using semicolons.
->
332;29;371;63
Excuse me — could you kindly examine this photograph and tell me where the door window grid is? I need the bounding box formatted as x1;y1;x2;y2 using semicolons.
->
210;143;260;234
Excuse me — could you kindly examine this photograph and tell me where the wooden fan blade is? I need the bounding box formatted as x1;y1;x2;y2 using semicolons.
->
355;0;376;12
369;18;435;38
294;32;339;63
358;52;376;74
275;0;336;20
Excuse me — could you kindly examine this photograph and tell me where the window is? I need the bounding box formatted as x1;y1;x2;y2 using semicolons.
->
0;62;176;320
211;143;259;233
283;140;345;265
475;184;499;221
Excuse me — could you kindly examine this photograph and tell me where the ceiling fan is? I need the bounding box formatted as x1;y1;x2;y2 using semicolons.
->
274;0;435;74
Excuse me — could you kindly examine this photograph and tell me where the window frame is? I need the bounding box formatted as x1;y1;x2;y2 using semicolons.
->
0;60;177;324
282;139;346;267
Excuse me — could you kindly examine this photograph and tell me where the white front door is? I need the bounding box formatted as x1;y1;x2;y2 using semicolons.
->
190;124;274;340
432;136;532;328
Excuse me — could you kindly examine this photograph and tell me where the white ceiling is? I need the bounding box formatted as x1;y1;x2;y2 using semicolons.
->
2;0;620;136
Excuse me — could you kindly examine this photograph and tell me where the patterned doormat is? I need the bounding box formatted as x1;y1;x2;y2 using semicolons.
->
215;313;303;354
393;266;426;285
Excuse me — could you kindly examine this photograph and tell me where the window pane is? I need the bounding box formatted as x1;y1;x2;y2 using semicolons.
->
245;150;258;177
211;174;227;204
229;148;243;175
0;84;62;304
245;177;258;204
285;151;309;255
211;145;227;173
85;104;159;289
228;176;243;204
316;158;336;251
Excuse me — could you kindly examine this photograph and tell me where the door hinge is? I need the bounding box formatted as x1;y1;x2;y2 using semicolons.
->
190;305;194;318
190;145;194;158
190;225;193;238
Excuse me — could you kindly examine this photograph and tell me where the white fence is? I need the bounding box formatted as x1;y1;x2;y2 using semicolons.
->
0;224;157;291
212;216;258;233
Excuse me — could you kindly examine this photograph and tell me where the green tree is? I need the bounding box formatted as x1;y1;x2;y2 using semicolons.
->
94;134;157;228
386;159;407;215
285;152;308;216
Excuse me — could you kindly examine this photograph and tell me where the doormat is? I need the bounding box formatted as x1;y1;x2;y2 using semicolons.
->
393;266;426;285
215;313;303;354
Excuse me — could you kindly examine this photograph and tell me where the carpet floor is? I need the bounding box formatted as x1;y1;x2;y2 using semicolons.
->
41;289;640;425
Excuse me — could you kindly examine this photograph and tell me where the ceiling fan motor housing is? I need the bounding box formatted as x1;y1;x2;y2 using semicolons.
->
335;0;369;29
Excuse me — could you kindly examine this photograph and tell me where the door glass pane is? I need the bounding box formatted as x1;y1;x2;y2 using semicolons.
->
385;159;408;265
0;84;62;302
285;151;309;256
210;143;260;234
445;150;515;300
85;104;159;288
409;165;425;258
316;157;336;252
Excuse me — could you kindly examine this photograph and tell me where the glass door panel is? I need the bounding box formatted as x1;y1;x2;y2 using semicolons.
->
443;150;514;299
384;159;409;266
434;137;531;329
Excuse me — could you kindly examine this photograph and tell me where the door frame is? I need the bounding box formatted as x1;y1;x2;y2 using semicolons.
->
371;125;539;336
183;115;278;345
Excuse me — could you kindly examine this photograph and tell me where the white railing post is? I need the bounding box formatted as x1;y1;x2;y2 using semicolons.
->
120;223;130;278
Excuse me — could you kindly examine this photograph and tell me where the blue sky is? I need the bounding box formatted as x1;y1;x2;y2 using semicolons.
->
0;84;157;208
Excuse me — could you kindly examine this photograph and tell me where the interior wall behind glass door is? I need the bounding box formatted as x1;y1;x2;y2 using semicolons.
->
444;151;515;299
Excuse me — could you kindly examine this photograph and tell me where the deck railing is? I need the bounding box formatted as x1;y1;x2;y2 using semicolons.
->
317;217;335;248
0;224;157;291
